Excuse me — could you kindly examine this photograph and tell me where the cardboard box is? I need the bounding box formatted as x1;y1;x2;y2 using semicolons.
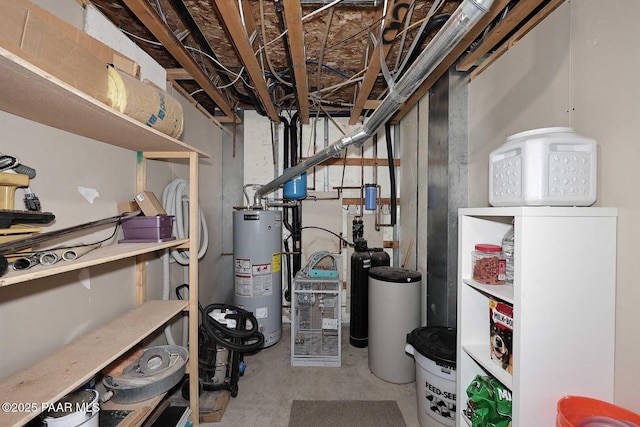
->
117;200;140;215
135;191;167;216
0;0;138;104
489;299;513;374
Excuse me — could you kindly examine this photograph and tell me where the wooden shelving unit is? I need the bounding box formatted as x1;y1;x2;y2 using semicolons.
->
0;301;186;426
0;44;203;426
0;239;188;287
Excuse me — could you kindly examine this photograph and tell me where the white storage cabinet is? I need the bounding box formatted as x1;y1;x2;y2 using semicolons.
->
456;207;617;427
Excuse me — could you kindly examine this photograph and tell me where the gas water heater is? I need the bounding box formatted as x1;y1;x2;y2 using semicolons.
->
233;208;282;348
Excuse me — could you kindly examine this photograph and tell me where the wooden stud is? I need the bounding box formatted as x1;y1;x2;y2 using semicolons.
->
166;68;193;80
187;151;200;425
283;0;311;124
343;197;400;205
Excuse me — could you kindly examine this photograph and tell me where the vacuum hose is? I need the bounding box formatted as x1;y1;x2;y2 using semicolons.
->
201;303;265;352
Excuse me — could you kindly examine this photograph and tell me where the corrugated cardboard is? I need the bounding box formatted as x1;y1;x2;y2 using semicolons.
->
0;0;138;104
135;191;167;216
117;200;140;215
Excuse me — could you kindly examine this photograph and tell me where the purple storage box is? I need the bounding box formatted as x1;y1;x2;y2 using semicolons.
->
119;215;176;243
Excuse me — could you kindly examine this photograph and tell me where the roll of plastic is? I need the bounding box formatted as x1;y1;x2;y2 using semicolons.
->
107;66;184;138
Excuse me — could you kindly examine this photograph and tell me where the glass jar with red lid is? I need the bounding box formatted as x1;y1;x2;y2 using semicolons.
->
472;244;506;284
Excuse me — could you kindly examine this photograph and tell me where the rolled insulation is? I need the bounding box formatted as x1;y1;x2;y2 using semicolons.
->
107;66;184;138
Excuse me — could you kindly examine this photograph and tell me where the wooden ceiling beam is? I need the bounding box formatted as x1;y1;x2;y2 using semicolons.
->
166;68;192;80
210;0;280;123
283;0;310;124
121;0;239;123
349;0;410;125
390;0;513;124
457;0;549;72
469;0;565;80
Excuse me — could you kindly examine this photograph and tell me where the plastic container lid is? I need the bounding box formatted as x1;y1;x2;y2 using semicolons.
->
505;126;574;143
368;266;421;283
475;244;502;252
406;326;456;368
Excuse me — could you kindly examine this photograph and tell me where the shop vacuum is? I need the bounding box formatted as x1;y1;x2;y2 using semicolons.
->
179;286;264;399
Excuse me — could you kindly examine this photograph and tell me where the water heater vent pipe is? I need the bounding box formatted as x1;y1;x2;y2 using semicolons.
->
253;0;493;207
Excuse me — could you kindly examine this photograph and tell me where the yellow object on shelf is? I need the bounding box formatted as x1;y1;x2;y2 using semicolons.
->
0;172;29;210
107;65;184;139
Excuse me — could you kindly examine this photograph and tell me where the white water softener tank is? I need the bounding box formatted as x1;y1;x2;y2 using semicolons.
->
233;208;282;347
489;127;597;206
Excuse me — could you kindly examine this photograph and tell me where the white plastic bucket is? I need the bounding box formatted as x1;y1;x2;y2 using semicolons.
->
42;389;99;427
406;326;456;427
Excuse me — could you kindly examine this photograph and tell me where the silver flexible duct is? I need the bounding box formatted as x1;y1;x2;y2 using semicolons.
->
253;0;493;206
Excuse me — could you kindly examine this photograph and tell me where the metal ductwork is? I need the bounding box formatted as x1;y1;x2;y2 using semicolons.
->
253;0;494;206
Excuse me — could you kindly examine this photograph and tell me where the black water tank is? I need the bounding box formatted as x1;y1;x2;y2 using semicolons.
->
349;240;390;348
370;247;390;269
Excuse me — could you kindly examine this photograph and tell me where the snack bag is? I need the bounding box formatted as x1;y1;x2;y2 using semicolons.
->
464;375;512;427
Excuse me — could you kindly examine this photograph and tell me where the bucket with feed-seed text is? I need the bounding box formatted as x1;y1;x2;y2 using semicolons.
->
406;326;457;427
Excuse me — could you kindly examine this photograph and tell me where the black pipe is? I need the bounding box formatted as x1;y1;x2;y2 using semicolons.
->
289;113;302;279
280;116;294;302
168;0;266;116
397;14;451;80
290;112;299;167
385;121;397;226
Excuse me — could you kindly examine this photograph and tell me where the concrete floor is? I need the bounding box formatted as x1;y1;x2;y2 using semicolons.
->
203;324;420;427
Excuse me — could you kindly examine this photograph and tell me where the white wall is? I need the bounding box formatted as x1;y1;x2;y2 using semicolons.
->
468;0;640;413
242;112;396;321
0;0;224;378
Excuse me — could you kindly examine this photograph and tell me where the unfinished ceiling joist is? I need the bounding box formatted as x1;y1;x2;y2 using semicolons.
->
121;0;240;123
349;0;411;125
469;0;565;79
165;68;192;80
210;0;281;123
391;0;513;124
283;0;311;124
456;0;549;72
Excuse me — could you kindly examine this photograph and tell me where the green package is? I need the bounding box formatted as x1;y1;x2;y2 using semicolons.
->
464;375;512;427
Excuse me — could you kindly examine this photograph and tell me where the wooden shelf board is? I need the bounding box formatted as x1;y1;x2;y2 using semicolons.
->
0;47;208;158
101;393;167;427
463;344;513;389
0;300;187;426
0;239;188;288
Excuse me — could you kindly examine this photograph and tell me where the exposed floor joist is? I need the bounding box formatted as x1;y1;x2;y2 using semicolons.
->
456;0;549;72
391;0;513;124
121;0;239;123
210;0;281;123
469;0;565;80
349;0;410;125
283;0;310;124
166;68;192;80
